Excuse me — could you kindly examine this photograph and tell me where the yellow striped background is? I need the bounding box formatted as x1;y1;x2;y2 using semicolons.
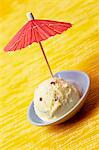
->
0;0;99;149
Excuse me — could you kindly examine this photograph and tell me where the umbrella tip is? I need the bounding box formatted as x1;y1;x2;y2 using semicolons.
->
26;12;34;20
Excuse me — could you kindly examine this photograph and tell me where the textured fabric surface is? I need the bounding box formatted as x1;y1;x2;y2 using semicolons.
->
0;0;98;150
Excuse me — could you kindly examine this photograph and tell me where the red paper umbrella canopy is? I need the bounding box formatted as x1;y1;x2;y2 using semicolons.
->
4;16;72;51
4;12;72;77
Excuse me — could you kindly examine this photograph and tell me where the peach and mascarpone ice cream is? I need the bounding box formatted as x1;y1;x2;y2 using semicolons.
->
34;78;80;122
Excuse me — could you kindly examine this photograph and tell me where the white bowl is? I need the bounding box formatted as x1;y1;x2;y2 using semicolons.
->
28;70;90;126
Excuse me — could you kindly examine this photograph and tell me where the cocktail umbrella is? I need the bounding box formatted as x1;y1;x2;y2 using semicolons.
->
4;12;72;77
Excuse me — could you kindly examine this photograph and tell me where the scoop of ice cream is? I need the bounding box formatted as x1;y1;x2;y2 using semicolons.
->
34;77;80;121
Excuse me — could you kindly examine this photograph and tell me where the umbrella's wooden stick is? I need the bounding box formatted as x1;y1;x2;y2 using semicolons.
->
39;42;53;77
26;12;53;77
